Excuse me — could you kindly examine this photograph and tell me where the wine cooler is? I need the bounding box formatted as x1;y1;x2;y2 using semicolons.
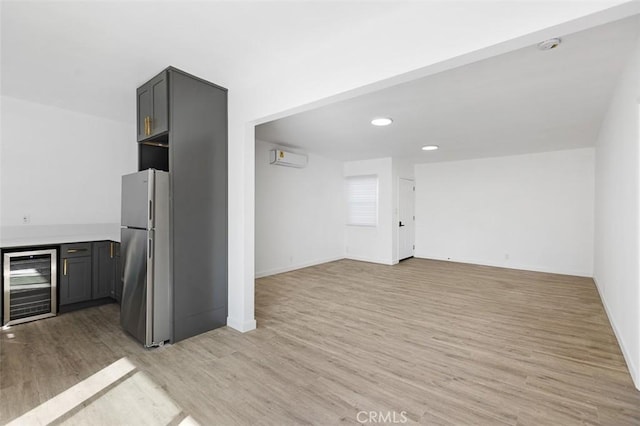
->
3;249;57;326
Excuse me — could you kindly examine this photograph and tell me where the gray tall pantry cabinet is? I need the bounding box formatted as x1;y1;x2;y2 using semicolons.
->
137;67;228;343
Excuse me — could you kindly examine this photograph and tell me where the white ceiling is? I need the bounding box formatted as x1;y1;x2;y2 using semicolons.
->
0;1;402;123
2;0;637;161
256;15;640;163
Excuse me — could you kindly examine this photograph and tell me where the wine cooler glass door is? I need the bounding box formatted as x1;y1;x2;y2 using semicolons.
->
3;249;57;326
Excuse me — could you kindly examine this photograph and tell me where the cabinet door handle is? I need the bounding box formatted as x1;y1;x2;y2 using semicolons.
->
110;242;114;259
144;116;152;136
67;248;88;253
63;258;67;276
148;116;152;134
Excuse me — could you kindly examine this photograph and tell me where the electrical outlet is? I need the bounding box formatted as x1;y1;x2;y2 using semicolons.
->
22;214;31;224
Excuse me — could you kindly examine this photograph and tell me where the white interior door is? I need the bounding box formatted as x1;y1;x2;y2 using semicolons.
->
398;178;415;260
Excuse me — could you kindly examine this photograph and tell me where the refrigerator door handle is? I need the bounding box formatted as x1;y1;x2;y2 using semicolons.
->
146;230;154;347
149;200;153;223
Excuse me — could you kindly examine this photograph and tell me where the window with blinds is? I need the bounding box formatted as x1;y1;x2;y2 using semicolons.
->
346;175;378;226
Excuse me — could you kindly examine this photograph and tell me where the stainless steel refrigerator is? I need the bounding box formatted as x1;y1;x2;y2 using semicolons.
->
120;169;171;347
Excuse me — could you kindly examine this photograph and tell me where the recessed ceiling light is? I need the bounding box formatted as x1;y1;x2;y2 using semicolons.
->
371;117;393;126
422;145;439;151
537;38;561;51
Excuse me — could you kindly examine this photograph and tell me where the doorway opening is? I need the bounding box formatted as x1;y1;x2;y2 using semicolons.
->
398;178;415;261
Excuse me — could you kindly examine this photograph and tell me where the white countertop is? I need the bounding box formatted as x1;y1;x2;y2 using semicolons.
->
1;223;120;248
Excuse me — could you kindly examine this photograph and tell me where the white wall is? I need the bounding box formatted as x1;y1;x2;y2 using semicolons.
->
254;140;344;277
593;30;640;389
414;148;594;277
344;157;393;265
0;96;136;238
256;154;415;272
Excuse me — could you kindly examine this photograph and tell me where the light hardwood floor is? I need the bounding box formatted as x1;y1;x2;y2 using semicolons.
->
1;258;639;425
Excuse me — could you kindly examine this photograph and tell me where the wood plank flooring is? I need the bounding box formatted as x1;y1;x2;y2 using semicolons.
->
1;258;639;425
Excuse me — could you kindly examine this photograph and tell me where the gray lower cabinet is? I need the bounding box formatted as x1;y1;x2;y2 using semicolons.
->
92;241;117;299
114;244;122;302
59;241;121;308
59;243;93;305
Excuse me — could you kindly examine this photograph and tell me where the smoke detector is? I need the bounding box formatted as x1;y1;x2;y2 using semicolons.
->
537;38;561;51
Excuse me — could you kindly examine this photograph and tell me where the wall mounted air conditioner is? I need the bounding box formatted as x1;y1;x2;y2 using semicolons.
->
270;149;307;168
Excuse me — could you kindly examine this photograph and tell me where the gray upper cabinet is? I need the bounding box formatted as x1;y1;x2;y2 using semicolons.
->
137;71;169;142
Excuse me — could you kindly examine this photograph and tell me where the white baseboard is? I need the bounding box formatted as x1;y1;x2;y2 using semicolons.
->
344;255;394;266
226;316;257;333
593;276;639;391
255;256;344;278
414;253;592;278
